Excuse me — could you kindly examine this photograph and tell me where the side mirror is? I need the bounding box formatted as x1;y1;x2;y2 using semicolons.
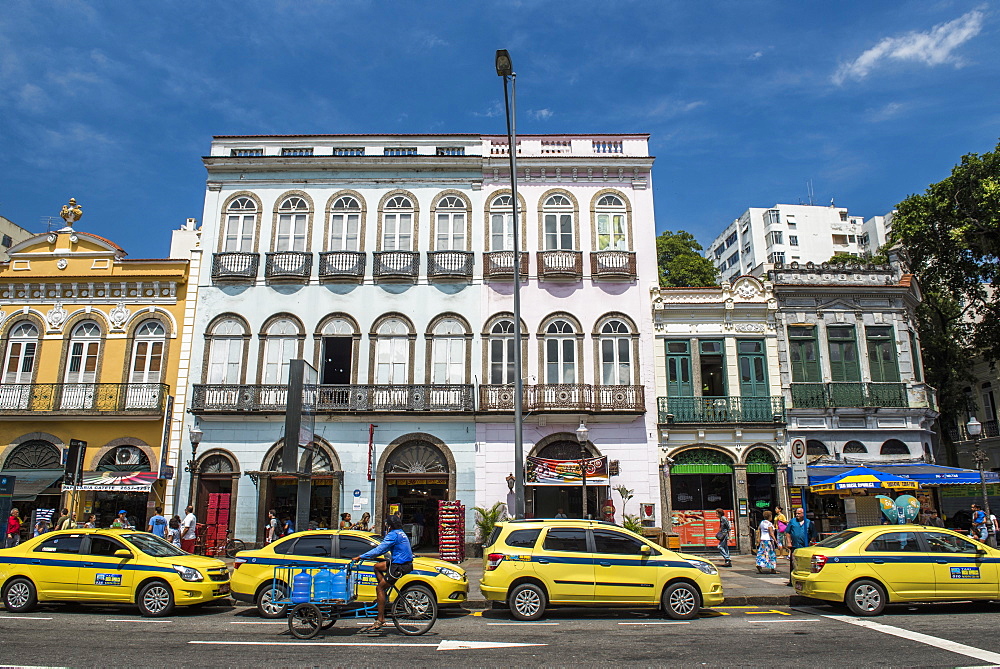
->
640;544;652;555
114;549;133;559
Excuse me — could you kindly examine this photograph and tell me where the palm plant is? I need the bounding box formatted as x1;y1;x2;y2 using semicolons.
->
614;485;635;520
623;514;644;534
473;501;507;545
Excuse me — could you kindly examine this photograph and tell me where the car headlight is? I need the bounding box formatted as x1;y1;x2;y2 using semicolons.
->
172;565;204;582
686;559;718;575
435;566;463;581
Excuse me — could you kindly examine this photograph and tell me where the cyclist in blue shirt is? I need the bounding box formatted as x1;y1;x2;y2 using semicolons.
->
352;514;413;633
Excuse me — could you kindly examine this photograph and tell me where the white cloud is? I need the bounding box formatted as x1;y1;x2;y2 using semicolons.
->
866;101;907;122
528;108;553;121
834;8;984;84
17;83;49;113
749;51;764;60
472;100;504;118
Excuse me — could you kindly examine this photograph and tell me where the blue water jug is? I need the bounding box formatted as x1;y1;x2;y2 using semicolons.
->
291;569;312;604
330;568;349;601
313;568;334;601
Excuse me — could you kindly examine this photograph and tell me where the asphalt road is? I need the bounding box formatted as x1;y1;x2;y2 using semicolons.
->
4;600;1000;667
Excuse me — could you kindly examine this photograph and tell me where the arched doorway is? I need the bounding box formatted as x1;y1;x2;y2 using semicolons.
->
193;450;240;543
380;439;452;551
1;439;64;540
253;440;341;543
669;447;735;549
745;447;779;538
526;437;606;520
92;445;154;529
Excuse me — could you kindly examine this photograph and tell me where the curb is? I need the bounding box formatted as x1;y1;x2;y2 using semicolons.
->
720;594;812;606
459;599;491;611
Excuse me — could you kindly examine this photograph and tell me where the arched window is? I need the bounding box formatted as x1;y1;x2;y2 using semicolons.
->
385;441;448;474
329;195;361;251
543;194;574;251
3;440;60;469
200;453;234;474
3;321;38;385
435;195;466;251
595;194;627;251
269;445;335;472
97;445;152;472
223;196;257;252
276;196;309;252
599;319;632;385
806;440;829;456
262;319;300;384
382;195;414;251
374;319;409;383
130;320;165;384
843;441;867;454
490;194;516;251
64;321;101;387
545;319;577;384
431;318;466;384
880;439;909;455
488;319;516;384
207;318;246;384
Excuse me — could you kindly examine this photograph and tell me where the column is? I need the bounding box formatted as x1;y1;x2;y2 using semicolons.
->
734;463;751;553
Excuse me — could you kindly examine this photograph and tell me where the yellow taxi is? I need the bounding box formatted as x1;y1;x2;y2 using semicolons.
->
0;529;230;617
230;529;468;617
792;524;1000;615
479;519;724;620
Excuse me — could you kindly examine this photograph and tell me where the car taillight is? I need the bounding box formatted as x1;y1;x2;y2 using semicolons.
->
486;553;505;571
811;555;828;573
234;558;246;570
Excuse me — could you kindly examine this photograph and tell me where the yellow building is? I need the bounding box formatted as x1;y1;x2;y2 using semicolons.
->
0;202;195;534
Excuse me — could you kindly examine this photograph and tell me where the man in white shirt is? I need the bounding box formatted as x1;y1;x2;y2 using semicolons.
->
181;505;198;553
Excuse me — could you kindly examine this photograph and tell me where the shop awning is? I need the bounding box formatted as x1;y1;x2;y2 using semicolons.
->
810;466;919;494
526;456;609;485
62;471;158;492
0;469;64;502
807;463;1000;487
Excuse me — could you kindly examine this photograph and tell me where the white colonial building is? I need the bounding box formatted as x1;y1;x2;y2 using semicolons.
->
179;133;660;551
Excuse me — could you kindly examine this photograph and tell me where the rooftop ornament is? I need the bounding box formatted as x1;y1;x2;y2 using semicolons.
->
59;198;83;231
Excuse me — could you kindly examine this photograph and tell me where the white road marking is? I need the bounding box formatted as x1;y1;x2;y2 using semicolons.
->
618;621;691;625
229;621;286;624
189;639;547;651
0;615;53;620
437;639;547;651
486;622;559;626
802;608;1000;665
747;619;820;623
106;619;173;623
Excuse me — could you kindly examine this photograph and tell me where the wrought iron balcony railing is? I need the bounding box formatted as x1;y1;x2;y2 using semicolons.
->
373;251;419;281
427;251;474;279
537;250;583;280
478;384;645;413
265;251;312;281
0;383;169;414
949;420;1000;442
318;251;366;281
190;384;474;413
657;396;785;424
483;251;529;282
590;251;637;280
790;382;909;408
212;252;259;282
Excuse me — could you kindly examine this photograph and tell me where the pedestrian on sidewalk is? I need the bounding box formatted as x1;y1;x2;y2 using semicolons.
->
181;506;197;553
83;514;98;529
784;507;818;586
715;509;732;567
282;516;295;537
265;510;279;544
167;515;183;547
755;510;777;573
352;512;371;532
6;508;22;548
55;507;71;531
774;506;789;557
148;507;167;538
927;509;945;528
339;512;353;530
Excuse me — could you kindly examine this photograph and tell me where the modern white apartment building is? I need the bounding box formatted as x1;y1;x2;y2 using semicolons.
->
859;211;895;258
705;204;875;283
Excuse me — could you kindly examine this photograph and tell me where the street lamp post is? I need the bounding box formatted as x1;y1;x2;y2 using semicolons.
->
968;417;994;546
496;49;526;519
185;423;203;510
576;421;590;520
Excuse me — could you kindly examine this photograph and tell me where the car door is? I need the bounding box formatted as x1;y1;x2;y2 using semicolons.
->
77;534;137;602
592;529;656;604
29;533;86;599
862;530;935;599
537;527;594;602
923;530;999;599
336;534;380;600
286;534;336;568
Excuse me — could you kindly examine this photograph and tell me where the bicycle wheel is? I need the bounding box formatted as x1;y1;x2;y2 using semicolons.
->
226;539;247;559
288;603;323;640
391;585;437;636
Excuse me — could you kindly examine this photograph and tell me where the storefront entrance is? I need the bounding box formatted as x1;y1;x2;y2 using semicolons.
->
531;485;604;519
669;449;736;549
745;448;778;543
524;439;608;520
380;440;453;552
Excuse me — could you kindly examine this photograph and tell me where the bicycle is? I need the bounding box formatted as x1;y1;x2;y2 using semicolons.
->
205;529;247;559
279;560;437;640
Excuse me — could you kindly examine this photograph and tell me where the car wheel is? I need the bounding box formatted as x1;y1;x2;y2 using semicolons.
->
845;579;886;616
256;583;288;619
662;581;701;620
137;581;175;617
2;577;38;613
508;582;546;621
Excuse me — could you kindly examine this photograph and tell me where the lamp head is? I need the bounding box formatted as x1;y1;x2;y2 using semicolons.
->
189;423;204;446
967;417;983;437
495;49;513;77
575;421;590;444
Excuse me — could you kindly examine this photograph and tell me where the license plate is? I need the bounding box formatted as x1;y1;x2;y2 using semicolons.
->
217;583;230;594
794;581;803;592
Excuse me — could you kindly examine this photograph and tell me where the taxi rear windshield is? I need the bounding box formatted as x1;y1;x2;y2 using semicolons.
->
815;530;860;548
122;533;188;557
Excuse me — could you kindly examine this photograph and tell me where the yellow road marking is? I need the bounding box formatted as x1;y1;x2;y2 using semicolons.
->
713;606;760;609
471;611;483;617
745;609;790;616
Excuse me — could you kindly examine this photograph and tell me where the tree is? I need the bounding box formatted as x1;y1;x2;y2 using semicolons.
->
827;252;887;265
656;230;719;287
891;140;1000;464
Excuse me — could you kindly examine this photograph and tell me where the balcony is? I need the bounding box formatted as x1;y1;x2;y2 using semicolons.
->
790;382;909;408
478;384;645;413
190;384;474;413
212;253;259;282
265;251;312;282
373;251;419;281
0;383;169;415
483;251;528;282
657;396;785;424
948;420;1000;442
538;251;583;281
318;251;366;282
590;251;636;281
427;251;474;280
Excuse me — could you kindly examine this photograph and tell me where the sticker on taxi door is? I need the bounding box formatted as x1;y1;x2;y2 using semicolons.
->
95;573;123;586
950;566;981;579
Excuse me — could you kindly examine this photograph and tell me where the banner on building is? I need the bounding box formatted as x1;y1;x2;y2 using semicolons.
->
526;455;609;485
64;471;157;492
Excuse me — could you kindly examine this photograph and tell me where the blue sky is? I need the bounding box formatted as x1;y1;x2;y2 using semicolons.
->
1;0;997;258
